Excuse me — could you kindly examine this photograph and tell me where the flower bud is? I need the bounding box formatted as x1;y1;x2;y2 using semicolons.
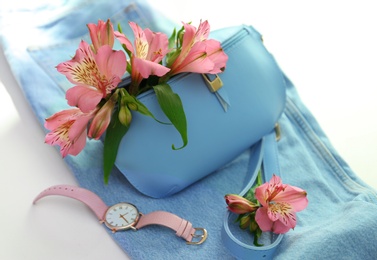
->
88;99;115;140
249;219;258;232
88;93;117;139
239;215;251;230
118;105;132;127
225;194;258;214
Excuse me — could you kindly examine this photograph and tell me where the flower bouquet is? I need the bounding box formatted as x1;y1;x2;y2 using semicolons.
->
44;19;228;182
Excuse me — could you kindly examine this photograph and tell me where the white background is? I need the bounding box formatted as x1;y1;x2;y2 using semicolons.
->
1;1;376;259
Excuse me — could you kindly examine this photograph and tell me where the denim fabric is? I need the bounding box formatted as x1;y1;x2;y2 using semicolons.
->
1;1;376;259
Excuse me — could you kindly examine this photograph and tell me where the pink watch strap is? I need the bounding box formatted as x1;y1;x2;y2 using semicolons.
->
34;185;207;244
33;185;108;221
136;211;203;243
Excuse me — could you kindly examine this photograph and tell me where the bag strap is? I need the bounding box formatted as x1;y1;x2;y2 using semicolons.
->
222;130;284;259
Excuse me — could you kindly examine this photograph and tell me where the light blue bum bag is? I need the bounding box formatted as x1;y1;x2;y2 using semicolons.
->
115;24;286;198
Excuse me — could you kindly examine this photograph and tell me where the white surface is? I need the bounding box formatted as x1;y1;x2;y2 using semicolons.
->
1;1;376;259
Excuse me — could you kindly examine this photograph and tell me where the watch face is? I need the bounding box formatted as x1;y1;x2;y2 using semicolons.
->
104;203;140;232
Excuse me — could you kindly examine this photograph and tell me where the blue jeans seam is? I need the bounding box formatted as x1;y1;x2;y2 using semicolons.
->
285;97;377;203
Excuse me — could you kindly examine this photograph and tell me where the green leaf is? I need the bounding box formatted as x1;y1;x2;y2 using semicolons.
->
119;88;169;125
168;27;177;50
165;49;181;68
244;169;263;204
176;24;185;48
133;98;170;125
153;83;188;150
166;28;179;67
117;23;123;33
103;106;129;184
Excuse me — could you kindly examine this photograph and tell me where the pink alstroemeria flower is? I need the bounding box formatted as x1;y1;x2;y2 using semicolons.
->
115;22;170;94
44;108;97;157
87;19;115;52
169;20;228;76
255;175;308;234
225;194;258;214
57;40;126;113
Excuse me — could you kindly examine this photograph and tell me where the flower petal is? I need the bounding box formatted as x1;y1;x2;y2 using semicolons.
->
255;181;270;208
44;108;81;130
274;185;308;212
133;57;170;78
45;121;75;157
271;220;292;234
94;46;126;94
180;22;196;54
57;41;99;87
88;19;114;52
170;43;213;74
65;85;103;113
129;21;149;59
114;31;134;54
267;202;297;230
104;50;127;79
195;20;210;42
144;28;169;62
68;128;88;156
255;207;273;232
204;39;228;73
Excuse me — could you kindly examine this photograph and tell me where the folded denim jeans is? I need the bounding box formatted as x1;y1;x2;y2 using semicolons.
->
1;1;376;259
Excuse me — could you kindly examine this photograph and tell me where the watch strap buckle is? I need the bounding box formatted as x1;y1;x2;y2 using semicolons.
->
186;227;208;245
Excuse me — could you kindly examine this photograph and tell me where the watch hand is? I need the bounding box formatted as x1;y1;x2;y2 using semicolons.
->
119;214;129;223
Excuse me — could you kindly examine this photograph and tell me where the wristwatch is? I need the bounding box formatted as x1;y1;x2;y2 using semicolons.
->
33;185;207;245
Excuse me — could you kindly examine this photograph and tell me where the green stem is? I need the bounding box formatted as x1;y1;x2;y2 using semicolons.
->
158;73;171;84
128;83;139;96
257;169;263;186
